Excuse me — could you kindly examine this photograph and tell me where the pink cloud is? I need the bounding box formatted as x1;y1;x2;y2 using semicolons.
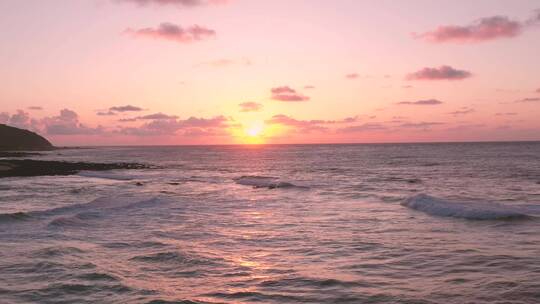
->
266;114;327;133
397;99;443;105
2;110;38;131
415;16;523;43
345;73;359;79
406;65;472;80
266;114;358;133
28;106;43;110
110;105;144;112
125;23;216;43
399;122;445;130
43;109;104;135
337;123;388;133
97;111;116;116
304;85;315;89
137;113;179;120
118;115;229;136
536;88;540;93
448;107;475;116
239;102;263;112
270;86;310;102
515;97;540;103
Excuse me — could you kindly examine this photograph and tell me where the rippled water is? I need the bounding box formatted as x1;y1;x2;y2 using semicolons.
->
1;143;540;303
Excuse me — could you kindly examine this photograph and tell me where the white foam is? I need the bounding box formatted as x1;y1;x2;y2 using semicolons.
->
402;194;532;220
235;176;301;189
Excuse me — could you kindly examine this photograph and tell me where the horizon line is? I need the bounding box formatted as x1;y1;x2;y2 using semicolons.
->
58;139;540;148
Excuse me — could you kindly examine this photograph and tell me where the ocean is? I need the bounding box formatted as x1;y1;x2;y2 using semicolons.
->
1;143;540;303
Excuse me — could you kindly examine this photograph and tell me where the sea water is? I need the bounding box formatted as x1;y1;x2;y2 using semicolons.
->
1;143;540;303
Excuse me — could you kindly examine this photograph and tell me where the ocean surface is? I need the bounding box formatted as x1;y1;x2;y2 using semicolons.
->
1;143;540;304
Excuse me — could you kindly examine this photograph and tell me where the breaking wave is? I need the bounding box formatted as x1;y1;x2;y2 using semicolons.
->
235;176;308;189
402;194;538;220
0;196;169;226
77;171;141;181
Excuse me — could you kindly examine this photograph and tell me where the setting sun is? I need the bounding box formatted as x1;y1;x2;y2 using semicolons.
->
245;122;264;137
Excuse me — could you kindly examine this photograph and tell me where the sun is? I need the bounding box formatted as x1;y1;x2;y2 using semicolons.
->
246;123;264;137
240;121;266;144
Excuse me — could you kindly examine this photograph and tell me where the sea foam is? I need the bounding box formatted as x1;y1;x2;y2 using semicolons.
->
402;194;533;220
235;176;305;189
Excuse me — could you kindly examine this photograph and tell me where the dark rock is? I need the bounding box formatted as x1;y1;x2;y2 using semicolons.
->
0;151;43;158
0;124;54;151
0;159;148;178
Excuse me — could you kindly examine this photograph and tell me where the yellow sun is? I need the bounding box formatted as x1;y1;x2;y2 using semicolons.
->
242;121;265;144
246;123;263;137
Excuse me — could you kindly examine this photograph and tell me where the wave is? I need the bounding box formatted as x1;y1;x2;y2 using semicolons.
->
235;176;307;189
77;171;140;181
402;194;538;220
0;211;31;223
0;196;168;226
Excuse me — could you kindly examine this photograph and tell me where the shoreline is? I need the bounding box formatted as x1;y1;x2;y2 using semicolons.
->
0;159;149;178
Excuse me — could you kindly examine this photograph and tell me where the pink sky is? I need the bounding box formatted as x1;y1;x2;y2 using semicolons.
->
1;0;539;145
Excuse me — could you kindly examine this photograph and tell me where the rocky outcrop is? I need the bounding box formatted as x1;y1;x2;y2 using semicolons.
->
0;124;54;151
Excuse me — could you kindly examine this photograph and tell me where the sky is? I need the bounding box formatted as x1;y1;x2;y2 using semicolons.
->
1;0;539;146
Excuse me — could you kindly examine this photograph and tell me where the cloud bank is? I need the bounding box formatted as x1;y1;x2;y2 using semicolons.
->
397;99;443;105
270;86;310;102
415;11;540;43
406;65;472;81
126;23;216;43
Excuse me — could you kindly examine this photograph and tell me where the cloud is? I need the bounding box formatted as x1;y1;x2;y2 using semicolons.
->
118;115;230;136
125;23;216;43
43;109;104;135
448;107;475;116
414;12;540;43
495;112;517;116
266;114;327;133
270;86;310;102
119;118;138;122
28;106;43;110
536;88;540;93
399;121;445;129
110;105;144;112
337;123;388;133
515;97;540;103
239;102;263;112
0;112;8;124
406;65;472;81
345;73;359;79
266;114;358;133
135;113;179;120
2;110;37;131
1;109;103;135
304;85;315;89
97;111;117;116
117;0;227;7
446;124;486;132
397;99;443;105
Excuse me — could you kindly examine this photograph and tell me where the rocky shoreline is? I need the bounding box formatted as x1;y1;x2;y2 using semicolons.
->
0;159;149;178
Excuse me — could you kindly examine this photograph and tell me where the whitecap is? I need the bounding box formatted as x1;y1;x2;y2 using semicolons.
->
401;194;535;220
235;176;306;189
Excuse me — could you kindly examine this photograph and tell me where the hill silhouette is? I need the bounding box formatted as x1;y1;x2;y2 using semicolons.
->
0;124;54;151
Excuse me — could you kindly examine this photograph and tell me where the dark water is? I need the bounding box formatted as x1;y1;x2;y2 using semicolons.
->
1;143;540;303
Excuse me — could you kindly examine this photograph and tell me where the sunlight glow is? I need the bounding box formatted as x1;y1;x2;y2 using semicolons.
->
246;122;264;137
